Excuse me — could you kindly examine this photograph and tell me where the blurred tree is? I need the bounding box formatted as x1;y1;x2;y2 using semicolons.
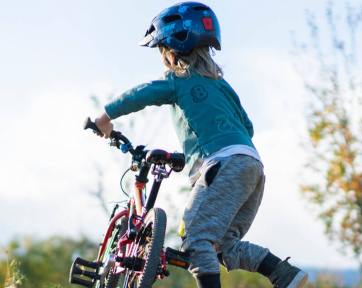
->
153;266;273;288
292;0;362;270
305;273;344;288
1;236;98;288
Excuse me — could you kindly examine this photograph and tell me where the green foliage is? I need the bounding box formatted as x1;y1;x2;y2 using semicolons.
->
305;273;344;288
293;0;362;267
0;236;98;288
1;235;359;287
219;268;272;288
155;266;360;288
1;257;25;288
153;266;272;288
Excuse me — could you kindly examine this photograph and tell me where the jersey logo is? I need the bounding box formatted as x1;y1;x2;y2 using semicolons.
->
191;85;208;103
215;114;233;132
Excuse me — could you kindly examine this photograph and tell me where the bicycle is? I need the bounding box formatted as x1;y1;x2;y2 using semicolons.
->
69;117;191;288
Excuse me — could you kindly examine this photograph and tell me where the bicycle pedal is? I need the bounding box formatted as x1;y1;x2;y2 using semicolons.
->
69;257;99;287
165;247;191;270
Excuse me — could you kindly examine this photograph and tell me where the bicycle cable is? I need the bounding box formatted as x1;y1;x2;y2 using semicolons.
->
120;166;148;200
120;168;131;197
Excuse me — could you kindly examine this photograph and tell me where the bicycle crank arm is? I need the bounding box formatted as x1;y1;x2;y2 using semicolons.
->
98;253;117;285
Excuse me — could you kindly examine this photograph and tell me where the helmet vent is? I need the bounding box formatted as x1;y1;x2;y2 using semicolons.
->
174;31;188;42
193;6;210;11
147;25;155;35
163;15;182;23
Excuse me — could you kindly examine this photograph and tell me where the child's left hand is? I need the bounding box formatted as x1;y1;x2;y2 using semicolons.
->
94;111;114;139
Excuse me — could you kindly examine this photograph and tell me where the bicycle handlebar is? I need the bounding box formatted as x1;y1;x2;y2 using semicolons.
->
146;150;185;172
83;117;135;153
83;117;185;172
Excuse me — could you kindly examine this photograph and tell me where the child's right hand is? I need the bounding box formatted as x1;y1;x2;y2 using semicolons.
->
94;111;114;139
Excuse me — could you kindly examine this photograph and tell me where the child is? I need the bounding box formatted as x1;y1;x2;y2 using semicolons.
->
94;2;308;288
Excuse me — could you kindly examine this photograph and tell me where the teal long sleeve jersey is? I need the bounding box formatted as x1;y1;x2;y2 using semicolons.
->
104;72;258;173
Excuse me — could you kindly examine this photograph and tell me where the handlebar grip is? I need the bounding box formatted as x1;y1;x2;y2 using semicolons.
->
83;117;134;154
83;117;102;134
169;153;186;172
146;150;185;172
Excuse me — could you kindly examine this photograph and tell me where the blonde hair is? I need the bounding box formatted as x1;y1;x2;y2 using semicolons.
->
159;46;223;79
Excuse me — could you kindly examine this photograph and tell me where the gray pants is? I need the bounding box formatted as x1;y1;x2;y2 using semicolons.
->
181;155;269;276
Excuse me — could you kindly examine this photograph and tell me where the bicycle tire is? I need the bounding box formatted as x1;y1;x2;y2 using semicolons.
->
97;215;128;288
120;208;167;288
104;268;120;288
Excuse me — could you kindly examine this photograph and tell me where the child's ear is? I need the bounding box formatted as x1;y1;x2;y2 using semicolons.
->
167;52;176;66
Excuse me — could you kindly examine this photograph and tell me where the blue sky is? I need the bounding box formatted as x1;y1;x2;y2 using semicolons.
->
1;0;361;271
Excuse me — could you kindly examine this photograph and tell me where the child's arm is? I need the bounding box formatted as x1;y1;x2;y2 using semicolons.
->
104;78;176;120
95;77;175;137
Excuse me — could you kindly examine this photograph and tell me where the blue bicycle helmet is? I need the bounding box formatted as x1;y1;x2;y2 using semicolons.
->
139;2;221;52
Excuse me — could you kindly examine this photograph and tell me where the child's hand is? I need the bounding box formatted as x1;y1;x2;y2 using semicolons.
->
94;111;114;139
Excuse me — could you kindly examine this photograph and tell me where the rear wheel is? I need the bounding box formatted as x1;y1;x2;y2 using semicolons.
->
120;208;167;288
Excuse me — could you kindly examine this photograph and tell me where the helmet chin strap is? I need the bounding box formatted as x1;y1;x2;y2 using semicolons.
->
174;54;180;65
174;51;192;65
162;46;192;67
159;44;192;66
167;52;182;66
165;57;172;66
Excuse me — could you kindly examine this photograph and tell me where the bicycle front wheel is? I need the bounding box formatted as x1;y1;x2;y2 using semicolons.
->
96;215;128;288
121;208;167;288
